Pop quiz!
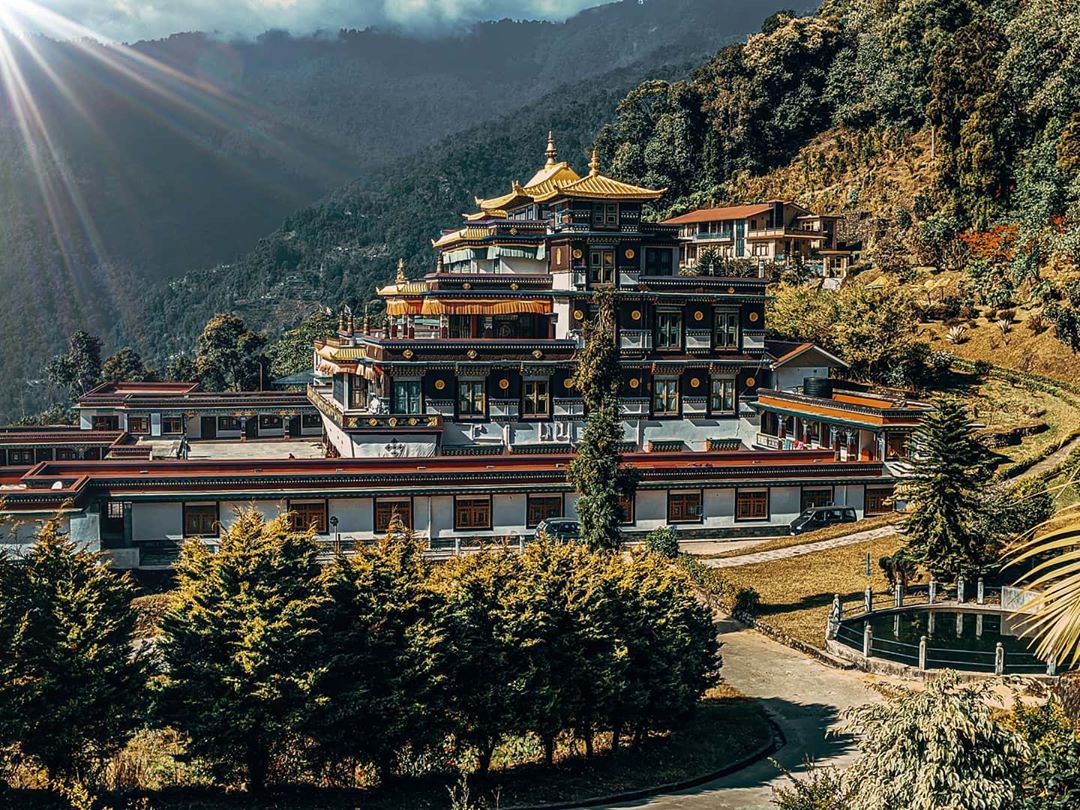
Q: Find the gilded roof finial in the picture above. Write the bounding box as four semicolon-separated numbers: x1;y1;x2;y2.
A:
396;257;406;285
545;130;557;168
589;149;600;177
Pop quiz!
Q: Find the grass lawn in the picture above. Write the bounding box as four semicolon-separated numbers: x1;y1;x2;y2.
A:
723;534;906;650
692;514;901;560
6;686;772;810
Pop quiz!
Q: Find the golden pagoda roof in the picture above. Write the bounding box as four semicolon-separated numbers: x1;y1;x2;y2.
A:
532;150;664;202
464;209;506;221
376;279;428;297
522;161;581;197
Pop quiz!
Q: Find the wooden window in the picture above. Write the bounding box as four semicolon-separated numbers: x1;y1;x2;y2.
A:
865;488;893;516
92;415;119;431
885;433;910;460
667;491;703;524
106;501;125;520
161;415;185;434
391;380;422;414
455;495;492;531
457;380;486;418
655;311;683;350
289;500;327;533
521;379;551;418
735;490;769;521
527;494;563;528
55;448;77;461
217;416;242;431
618;492;635;525
801;488;833;512
713;309;739;348
710;378;736;414
8;449;33;465
589;249;615;284
302;413;322;429
259;415;282;430
653;378;679;416
644;247;673;276
448;315;472;339
592;202;618;229
183;503;219;536
375;498;413;532
128;416;150;434
349;375;368;410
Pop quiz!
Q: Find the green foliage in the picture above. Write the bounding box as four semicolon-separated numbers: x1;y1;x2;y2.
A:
194;314;268;392
644;526;680;559
0;520;146;783
100;348;154;383
1011;702;1080;810
45;331;102;403
839;673;1028;810
156;510;326;791
163;354;197;382
773;760;848;809
266;310;338;379
901;398;994;577
878;549;918;589
569;289;630;552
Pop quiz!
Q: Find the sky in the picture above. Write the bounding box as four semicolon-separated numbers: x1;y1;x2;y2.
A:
7;0;614;42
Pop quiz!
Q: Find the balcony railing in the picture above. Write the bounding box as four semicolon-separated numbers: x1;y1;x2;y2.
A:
619;399;650;417
692;232;734;241
553;398;584;418
686;329;712;352
619;329;652;352
490;400;520;420
683;397;708;416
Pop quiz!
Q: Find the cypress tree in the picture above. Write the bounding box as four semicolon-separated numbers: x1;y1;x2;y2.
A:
569;288;631;552
157;510;325;791
0;520;146;783
901;398;991;578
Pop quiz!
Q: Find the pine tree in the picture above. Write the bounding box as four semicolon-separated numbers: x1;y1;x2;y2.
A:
310;519;444;781
0;520;146;783
901;398;991;578
569;288;631;552
156;510;325;791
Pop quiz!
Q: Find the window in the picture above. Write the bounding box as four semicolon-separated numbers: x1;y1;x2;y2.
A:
161;415;185;434
589;249;615;284
184;503;218;536
522;379;551;418
668;491;703;524
752;243;769;257
302;413;322;429
865;488;893;516
55;448;77;461
653;378;679;416
527;494;563;528
713;310;739;349
391;380;422;414
448;315;472;339
801;488;833;512
259;415;282;430
655;311;683;350
217;416;242;431
644;247;673;276
375;498;413;532
349;375;367;410
128;416;150;434
710;378;736;414
885;433;910;460
92;415;119;431
289;500;327;533
8;449;33;465
457;380;486;418
735;490;769;521
618;492;635;525
106;501;125;520
592;202;618;229
455;495;492;530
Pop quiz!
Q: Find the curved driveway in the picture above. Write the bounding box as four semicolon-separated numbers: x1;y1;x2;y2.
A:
585;620;882;810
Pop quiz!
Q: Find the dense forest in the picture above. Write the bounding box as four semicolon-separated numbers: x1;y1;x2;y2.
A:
0;0;792;421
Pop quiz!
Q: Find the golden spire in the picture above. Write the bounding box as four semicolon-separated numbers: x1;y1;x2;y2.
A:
396;257;406;285
545;131;557;168
589;149;600;177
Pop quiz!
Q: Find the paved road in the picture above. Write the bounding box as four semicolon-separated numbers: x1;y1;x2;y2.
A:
704;526;898;569
586;620;882;810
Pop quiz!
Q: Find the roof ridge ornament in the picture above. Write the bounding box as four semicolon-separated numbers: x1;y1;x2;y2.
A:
545;131;557;168
589;148;600;177
396;257;407;286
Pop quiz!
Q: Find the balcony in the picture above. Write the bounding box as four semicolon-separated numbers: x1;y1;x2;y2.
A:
490;399;520;420
309;386;443;433
683;397;708;416
619;399;650;417
692;232;734;242
553;398;584;418
619;269;640;287
686;329;712;352
619;329;653;353
755;432;783;450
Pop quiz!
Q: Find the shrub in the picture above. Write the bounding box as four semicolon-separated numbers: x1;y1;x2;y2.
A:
644;526;680;559
929;350;955;375
946;324;968;345
973;359;993;378
732;587;761;617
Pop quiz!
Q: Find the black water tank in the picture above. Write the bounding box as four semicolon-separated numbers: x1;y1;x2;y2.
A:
803;377;833;398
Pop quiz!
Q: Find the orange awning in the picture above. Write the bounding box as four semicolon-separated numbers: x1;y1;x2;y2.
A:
420;298;552;316
385;299;424;316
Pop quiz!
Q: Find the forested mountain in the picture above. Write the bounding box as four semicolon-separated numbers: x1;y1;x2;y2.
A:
0;0;797;420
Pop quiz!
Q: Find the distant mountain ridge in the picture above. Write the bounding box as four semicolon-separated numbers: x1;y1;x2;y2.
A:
0;0;797;420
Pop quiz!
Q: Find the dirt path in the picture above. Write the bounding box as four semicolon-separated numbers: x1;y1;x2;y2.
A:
703;525;898;569
585;620;882;810
1018;433;1080;480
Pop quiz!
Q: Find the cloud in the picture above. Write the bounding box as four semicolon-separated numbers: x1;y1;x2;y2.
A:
20;0;611;42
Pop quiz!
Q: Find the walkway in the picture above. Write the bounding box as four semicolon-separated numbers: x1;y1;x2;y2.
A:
704;525;898;569
1018;433;1080;480
587;620;883;810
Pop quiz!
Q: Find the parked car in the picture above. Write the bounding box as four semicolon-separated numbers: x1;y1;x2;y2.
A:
789;505;857;535
535;517;581;543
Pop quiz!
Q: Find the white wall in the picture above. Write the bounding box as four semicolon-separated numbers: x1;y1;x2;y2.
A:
131;502;182;541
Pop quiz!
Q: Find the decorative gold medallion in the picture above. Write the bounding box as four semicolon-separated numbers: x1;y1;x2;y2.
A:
694;311;704;321
532;350;543;359
690;378;701;389
499;378;510;390
510;227;519;235
368;418;378;426
625;249;635;260
746;377;756;387
467;349;478;359
403;349;414;359
510;283;519;290
462;282;472;290
573;249;583;259
564;378;575;389
434;379;446;391
629;378;640;389
388;417;398;427
408;417;418;426
631;309;641;320
749;311;759;322
728;286;735;294
573;309;584;320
